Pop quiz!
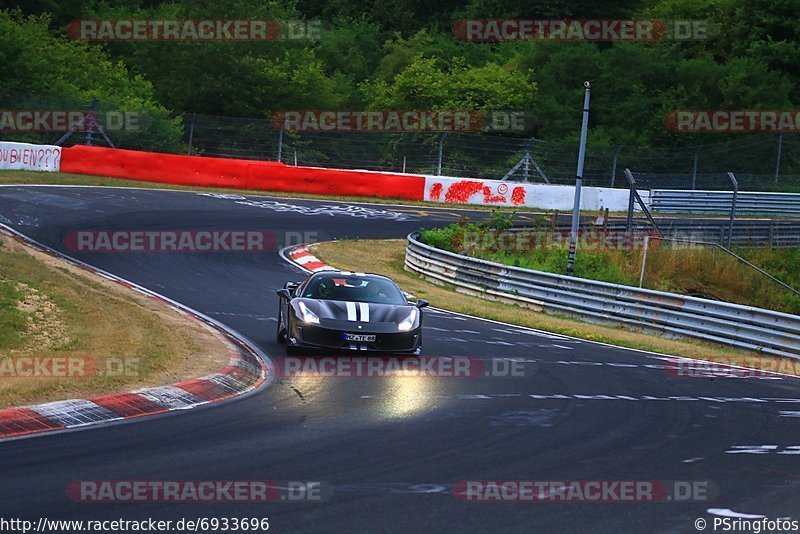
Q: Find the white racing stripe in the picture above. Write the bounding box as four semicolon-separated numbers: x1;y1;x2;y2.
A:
346;301;357;321
359;303;370;322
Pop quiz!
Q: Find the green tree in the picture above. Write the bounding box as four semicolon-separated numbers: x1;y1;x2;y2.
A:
0;10;182;148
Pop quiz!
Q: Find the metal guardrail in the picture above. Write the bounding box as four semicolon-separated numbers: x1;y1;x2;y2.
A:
651;190;800;217
513;220;800;247
652;221;800;247
405;233;800;358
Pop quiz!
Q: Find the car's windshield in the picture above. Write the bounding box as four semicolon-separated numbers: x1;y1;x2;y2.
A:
302;275;406;305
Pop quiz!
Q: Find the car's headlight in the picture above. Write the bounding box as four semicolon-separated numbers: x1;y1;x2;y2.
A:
298;301;320;324
398;308;418;331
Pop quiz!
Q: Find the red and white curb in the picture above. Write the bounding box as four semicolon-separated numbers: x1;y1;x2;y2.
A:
284;245;336;273
0;224;269;441
281;243;411;298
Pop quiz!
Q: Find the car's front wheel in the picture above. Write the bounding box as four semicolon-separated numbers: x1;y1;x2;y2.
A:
276;304;287;343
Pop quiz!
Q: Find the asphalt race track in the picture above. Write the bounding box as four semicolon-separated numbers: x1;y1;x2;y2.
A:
1;186;799;533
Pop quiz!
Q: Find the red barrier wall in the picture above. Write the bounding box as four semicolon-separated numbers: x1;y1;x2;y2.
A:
60;145;425;201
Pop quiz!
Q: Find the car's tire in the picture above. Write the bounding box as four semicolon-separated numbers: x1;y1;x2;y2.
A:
286;344;301;356
276;306;287;343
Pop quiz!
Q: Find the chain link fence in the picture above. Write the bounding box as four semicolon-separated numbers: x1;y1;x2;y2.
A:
3;88;800;191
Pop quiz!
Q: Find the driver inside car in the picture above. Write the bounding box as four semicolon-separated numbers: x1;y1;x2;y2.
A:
364;281;389;303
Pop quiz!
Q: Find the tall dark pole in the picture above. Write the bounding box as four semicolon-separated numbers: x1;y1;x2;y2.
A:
566;82;591;276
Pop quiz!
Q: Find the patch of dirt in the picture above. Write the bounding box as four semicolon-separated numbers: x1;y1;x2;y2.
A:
1;234;235;398
13;282;70;352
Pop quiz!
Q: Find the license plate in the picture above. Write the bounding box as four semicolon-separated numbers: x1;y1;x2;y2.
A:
343;333;376;342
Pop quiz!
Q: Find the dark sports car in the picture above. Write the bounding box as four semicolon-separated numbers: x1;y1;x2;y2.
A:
276;271;427;355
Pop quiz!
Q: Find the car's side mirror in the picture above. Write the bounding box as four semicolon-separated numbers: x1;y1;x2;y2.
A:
276;288;292;299
415;299;429;308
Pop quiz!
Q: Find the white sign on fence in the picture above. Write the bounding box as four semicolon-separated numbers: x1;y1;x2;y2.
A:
0;141;61;172
423;175;648;211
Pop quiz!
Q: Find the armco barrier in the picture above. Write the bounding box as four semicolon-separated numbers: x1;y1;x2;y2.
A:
15;142;800;215
405;233;800;358
55;145;637;210
516;220;800;247
60;145;425;201
651;189;800;217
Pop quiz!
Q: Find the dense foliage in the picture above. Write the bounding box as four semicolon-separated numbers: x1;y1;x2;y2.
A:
0;0;798;147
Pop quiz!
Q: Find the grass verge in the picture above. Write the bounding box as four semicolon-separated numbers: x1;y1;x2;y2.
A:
312;238;800;376
0;234;230;407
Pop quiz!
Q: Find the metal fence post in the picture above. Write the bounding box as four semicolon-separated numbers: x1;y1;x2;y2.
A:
774;132;783;185
691;145;701;190
624;168;663;237
85;97;99;146
277;129;283;162
639;234;650;288
187;113;196;154
726;171;738;248
626;176;635;235
566;82;591;277
610;145;622;188
523;150;530;181
437;132;448;175
55;97;112;148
